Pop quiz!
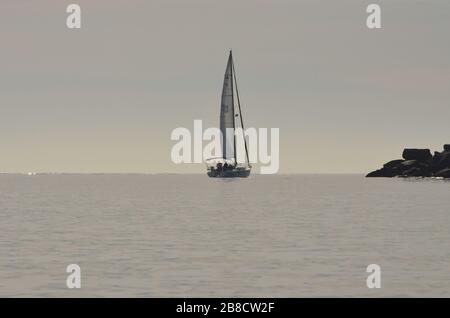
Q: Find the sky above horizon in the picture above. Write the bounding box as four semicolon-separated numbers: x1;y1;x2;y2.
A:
1;0;450;173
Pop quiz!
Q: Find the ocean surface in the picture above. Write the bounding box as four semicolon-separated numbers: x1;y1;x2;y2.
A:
0;174;449;297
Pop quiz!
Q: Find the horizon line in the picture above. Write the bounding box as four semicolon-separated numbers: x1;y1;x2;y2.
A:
0;172;366;176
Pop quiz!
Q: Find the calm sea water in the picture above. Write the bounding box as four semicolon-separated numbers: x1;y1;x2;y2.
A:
0;174;449;297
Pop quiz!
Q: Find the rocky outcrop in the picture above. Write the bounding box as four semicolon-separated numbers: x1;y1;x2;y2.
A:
366;145;450;178
435;168;450;178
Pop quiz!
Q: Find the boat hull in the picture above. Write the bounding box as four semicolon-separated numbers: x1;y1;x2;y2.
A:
207;168;251;178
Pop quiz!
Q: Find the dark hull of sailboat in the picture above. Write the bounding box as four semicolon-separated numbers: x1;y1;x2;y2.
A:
207;168;251;178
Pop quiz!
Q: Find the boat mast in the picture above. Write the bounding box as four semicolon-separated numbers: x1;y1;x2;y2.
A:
230;50;237;164
231;55;250;165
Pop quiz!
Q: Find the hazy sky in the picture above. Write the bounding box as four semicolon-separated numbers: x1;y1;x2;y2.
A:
1;0;450;173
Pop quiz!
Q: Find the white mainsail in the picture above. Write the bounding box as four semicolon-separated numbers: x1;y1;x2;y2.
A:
220;52;235;160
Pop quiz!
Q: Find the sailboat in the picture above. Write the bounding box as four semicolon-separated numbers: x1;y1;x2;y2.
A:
206;51;251;178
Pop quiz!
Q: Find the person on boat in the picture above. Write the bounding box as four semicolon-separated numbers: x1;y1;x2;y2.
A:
216;162;223;171
223;162;229;170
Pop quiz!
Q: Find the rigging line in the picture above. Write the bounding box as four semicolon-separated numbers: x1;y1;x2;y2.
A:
231;57;250;166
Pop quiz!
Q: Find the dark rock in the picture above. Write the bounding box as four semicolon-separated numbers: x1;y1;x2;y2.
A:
402;149;432;162
401;160;418;167
444;145;450;152
441;152;450;167
404;166;431;177
430;152;443;172
383;159;404;168
432;151;442;161
430;151;450;172
403;167;423;177
435;168;450;178
366;168;395;178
